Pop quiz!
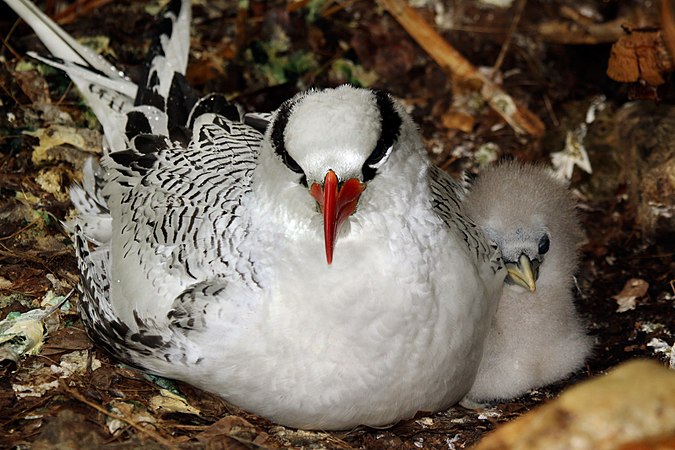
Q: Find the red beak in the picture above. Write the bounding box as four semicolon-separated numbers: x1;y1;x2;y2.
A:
310;170;365;264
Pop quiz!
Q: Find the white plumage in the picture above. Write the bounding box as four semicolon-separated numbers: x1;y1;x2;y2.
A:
462;162;592;403
6;0;506;429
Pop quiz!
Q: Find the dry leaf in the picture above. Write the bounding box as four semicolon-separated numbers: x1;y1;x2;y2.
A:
41;327;92;356
196;415;269;446
441;111;475;133
106;400;156;435
149;389;201;415
607;30;674;86
613;278;649;312
0;276;12;290
0;310;47;364
26;124;102;166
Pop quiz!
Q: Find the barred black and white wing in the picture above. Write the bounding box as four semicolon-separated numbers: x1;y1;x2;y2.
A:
428;165;503;274
83;108;262;367
6;0;264;367
104;106;262;291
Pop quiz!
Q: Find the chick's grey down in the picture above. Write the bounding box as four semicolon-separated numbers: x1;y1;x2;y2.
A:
4;0;506;429
462;162;592;403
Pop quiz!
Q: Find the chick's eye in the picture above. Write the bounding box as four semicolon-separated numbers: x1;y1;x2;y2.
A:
538;234;550;255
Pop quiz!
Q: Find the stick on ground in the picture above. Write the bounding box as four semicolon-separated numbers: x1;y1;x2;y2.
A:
377;0;545;137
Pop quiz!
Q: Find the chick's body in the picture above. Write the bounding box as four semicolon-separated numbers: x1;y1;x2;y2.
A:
463;162;592;402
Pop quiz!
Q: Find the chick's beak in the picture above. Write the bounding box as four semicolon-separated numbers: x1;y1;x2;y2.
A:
310;170;365;264
505;253;538;292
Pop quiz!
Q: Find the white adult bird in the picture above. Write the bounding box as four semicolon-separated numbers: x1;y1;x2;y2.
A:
462;162;592;403
6;0;505;429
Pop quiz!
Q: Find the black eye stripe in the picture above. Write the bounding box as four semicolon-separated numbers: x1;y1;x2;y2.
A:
363;90;402;182
270;98;305;175
272;89;402;181
284;152;303;174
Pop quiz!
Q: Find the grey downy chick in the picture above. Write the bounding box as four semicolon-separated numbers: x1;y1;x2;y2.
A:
462;161;592;403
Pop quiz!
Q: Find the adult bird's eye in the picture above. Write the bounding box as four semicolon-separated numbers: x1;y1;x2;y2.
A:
365;144;391;168
538;234;550;255
362;90;402;182
283;152;304;175
362;145;393;182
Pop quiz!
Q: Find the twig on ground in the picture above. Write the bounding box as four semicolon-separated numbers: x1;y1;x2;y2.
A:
1;19;23;61
62;382;181;450
377;0;545;137
536;3;653;45
0;220;39;241
491;0;527;78
53;0;114;25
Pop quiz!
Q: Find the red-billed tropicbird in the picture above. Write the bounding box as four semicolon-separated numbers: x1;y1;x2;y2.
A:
6;0;505;429
462;162;592;403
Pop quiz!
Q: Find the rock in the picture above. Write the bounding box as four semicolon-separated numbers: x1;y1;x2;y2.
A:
473;360;675;450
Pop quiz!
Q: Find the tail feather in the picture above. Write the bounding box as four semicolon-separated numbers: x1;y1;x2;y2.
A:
4;0;131;81
140;0;192;98
7;0;135;151
26;52;136;99
7;0;194;152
